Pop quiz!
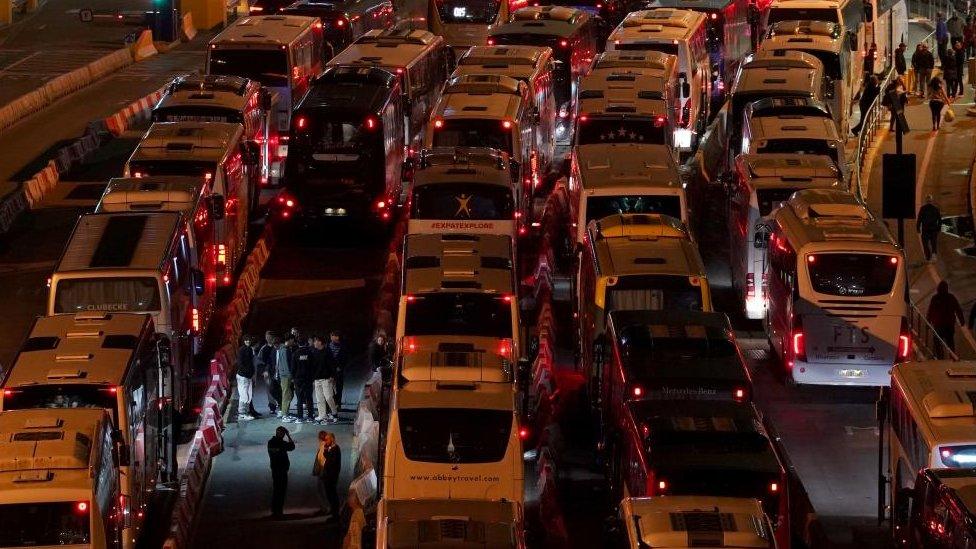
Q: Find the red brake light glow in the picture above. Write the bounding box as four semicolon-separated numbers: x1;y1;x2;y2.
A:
3;389;12;397
405;337;418;353
559;39;568;47
807;254;816;263
632;385;643;397
365;116;377;130
733;387;747;402
295;116;307;130
518;426;530;440
336;18;345;26
792;332;804;355
76;501;89;513
487;38;495;45
433;119;444;129
498;339;512;357
890;256;899;264
769;482;779;493
502;120;512;130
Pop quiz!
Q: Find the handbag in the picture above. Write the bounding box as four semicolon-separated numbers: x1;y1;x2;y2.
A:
946;106;956;121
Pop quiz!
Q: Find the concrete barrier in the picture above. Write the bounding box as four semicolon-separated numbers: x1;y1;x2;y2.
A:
182;12;198;41
131;29;158;61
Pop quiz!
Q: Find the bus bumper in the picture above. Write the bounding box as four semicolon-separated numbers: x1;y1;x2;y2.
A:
791;360;891;387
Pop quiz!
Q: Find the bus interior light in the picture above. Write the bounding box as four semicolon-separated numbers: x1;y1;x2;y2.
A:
657;479;667;492
404;337;418;353
502;120;513;130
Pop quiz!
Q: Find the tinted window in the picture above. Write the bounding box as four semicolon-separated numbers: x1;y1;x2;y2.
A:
3;385;119;422
614;42;680;56
210;49;289;87
756;188;797;216
577;118;667;146
310;121;366;153
434;0;501;24
412;184;514;220
128;160;218;178
608;275;704;312
0;503;90;547
432;119;513;153
54;277;161;314
399;408;512;463
807;253;899;296
153;106;243;124
767;7;839;23
757;139;838;164
586;195;682;223
618;325;737;361
404;293;513;338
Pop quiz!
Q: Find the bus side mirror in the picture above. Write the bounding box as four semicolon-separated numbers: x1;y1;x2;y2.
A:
191;268;205;296
207;194;226;221
112;430;130;467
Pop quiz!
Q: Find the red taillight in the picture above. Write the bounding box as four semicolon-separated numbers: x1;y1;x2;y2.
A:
631;385;644;398
501;294;513;303
710;12;717;19
654;115;666;127
559;39;568;47
578;114;588;122
295;116;307;130
746;273;755;298
498;339;512;358
890;255;899;265
487;38;495;46
76;501;89;514
106;386;118;394
405;295;416;303
518;426;530;440
733;386;747;402
192;308;200;333
898;317;911;360
3;389;12;397
433;118;444;129
404;337;418;353
336;18;345;26
807;254;816;264
376;200;387;209
285;199;295;208
364;116;377;130
314;20;323;29
791;316;806;362
501;120;512;130
769;481;779;493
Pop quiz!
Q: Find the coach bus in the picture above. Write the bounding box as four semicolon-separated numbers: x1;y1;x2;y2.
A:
577;71;676;155
726;153;844;320
740;96;845;173
428;0;520;51
764;189;909;386
280;0;395;57
0;408;123;549
884;361;976;541
0;313;170;549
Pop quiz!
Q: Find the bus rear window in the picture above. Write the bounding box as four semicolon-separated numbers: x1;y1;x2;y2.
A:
434;0;501;24
767;7;839;24
0;502;90;547
399;408;512;463
153;106;243;124
412;184;514;221
577;118;667;146
54;277;161;314
756;188;797;216
618;325;737;361
807;253;899;297
432;119;513;153
608;275;704;312
128;160;218;179
587;195;682;223
3;385;119;422
757;139;838;164
209;49;289;88
309;121;366;154
404;293;513;338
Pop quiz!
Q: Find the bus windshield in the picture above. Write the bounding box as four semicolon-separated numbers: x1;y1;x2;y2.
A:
209;49;289;88
3;385;119;423
614;43;680;56
412;183;514;221
432;119;513;154
153;106;244;124
607;275;704;312
767;7;839;24
434;0;501;24
128;160;218;179
399;408;512;463
807;253;899;297
757;188;799;215
404;293;513;338
587;195;682;224
0;502;90;547
54;277;161;314
576;118;668;146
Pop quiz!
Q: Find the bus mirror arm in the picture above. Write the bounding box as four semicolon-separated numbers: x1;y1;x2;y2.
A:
207;194;227;221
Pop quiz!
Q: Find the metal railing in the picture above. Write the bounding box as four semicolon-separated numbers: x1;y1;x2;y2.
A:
908;302;961;360
852;67;895;200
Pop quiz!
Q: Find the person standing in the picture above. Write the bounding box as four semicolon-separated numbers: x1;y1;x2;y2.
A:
326;331;349;411
942;46;960;99
884;76;909;131
912;44;935;97
895;42;908;80
368;330;392;372
313;431;342;519
917;195;944;260
236;335;258;422
954;40;968;97
938;12;950;58
258;331;280;415
929;76;951;131
927;281;965;356
278;334;296;420
312;336;338;424
965;16;976;58
949;12;965;44
267;426;295;518
852;75;880;135
291;336;316;424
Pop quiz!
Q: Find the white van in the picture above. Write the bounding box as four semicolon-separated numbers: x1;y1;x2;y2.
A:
383;380;524;502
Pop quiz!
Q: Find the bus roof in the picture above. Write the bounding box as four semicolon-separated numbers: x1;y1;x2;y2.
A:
97;176;205;215
614;9;707;42
155;74;258;115
210;15;318;47
399;335;513;383
382;499;521;547
395;379;514;410
402;233;514;294
593;50;678;75
4;313;155;388
579;73;668;116
892;361;976;448
735;153;842;189
762;20;844;53
414;148;512;190
577;143;680;190
739;49;824;72
773;189;896;248
622;496;773;549
56;212;184;273
458;45;550;67
132;122;244;164
298;66;398;115
590;214;705;278
329;28;442;71
749;113;841;142
733;64;822;96
0;409;109;499
435;75;527;121
490;7;590;39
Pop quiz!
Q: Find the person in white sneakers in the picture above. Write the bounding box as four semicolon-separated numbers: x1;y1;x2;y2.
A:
236;334;258;422
311;336;338;424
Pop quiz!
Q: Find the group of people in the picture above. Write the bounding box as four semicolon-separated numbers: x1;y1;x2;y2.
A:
236;328;350;425
268;427;342;520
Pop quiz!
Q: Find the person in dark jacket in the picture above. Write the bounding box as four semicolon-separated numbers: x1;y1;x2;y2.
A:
268;426;295;518
368;330;392;373
311;336;338;424
313;431;342;519
291;337;316;423
258;330;280;414
954;40;967;97
326;330;349;410
894;42;907;76
912;43;935;96
942;46;960;98
236;335;258;422
852;74;881;135
928;280;965;356
917;195;943;261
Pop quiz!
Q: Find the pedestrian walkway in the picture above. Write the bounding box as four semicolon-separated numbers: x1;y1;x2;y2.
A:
861;66;976;359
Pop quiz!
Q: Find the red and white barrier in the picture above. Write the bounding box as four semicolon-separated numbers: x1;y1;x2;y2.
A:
103;87;165;136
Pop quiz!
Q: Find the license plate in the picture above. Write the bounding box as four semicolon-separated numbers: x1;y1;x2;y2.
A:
839;369;865;378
